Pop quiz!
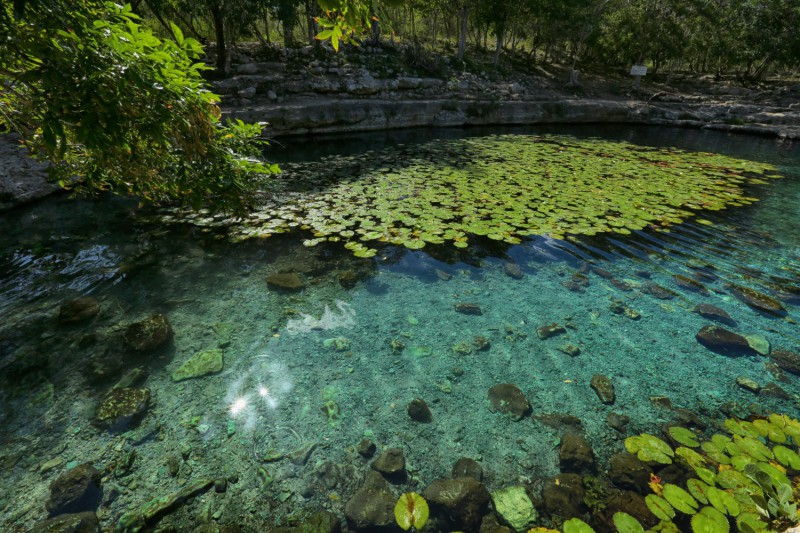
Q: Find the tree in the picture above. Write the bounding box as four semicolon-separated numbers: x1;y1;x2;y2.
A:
1;0;277;214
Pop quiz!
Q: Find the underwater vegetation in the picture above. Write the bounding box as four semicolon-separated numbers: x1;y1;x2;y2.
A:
170;134;782;257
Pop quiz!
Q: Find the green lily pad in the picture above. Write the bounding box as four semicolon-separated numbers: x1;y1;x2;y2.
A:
612;512;644;533
669;426;700;447
178;134;781;255
663;483;699;514
646;494;676;521
691;506;730;533
626;434;675;464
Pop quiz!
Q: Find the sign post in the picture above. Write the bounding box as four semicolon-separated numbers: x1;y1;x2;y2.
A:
630;64;648;90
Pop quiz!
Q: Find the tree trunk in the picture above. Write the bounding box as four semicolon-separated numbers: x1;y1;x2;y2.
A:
493;19;505;64
456;4;468;60
305;0;318;46
211;5;227;76
264;9;271;44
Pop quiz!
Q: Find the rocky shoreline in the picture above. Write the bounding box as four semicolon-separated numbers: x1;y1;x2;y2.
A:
3;44;800;211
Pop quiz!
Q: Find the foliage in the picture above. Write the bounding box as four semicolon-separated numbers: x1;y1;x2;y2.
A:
394;492;429;530
0;1;277;214
620;414;800;532
169;134;779;256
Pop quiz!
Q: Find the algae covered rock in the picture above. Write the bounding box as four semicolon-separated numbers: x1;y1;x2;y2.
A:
541;473;586;519
124;314;172;351
559;433;596;474
488;383;531;421
693;304;736;326
771;349;800;375
407;398;432;423
536;323;567;340
93;387;150;431
371;447;405;476
171;349;224;382
32;511;100;532
728;284;787;316
266;272;306;291
490;485;538;532
590;374;616;405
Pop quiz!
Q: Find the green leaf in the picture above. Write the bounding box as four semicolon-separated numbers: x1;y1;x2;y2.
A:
169;22;184;45
663;483;699;514
612;512;644;533
687;479;711;504
625;434;675;464
646;494;676;521
675;447;706;469
773;445;800;469
690;506;730;533
669;427;700;447
706;486;740;516
562;518;596;533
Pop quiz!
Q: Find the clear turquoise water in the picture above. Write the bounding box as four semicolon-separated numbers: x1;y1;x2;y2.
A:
0;126;798;531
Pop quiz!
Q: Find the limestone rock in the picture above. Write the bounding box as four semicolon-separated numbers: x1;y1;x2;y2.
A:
693;304;736;326
93;387;150;431
536;323;566;340
32;512;100;532
171;349;223;382
371;447;405;476
407;398;432;423
488;384;531;421
423;477;490;530
490;486;537;532
124;314;172;352
728;284;787;316
736;376;760;394
608;452;652;493
745;334;770;356
771;349;800;375
452;457;483;481
590;374;616;405
534;413;583;432
58;297;100;324
541;473;586;519
503;263;524;279
696;325;757;357
559;433;596;474
344;471;396;530
266;272;305;291
46;463;102;516
116;478;213;532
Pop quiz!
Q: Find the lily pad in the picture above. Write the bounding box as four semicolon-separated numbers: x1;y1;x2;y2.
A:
172;134;781;255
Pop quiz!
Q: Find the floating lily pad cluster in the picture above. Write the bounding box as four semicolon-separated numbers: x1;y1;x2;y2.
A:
228;135;780;257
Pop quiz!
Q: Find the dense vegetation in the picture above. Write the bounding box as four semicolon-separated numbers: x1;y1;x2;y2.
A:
1;0;798;212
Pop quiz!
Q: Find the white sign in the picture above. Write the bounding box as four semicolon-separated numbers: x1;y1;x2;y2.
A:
630;65;648;76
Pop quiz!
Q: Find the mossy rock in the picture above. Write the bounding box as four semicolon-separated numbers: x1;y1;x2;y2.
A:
171;349;224;382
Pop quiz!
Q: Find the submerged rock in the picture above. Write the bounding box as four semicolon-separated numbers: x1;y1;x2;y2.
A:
58;297;100;324
606;412;630;433
266;272;306;291
32;512;100;533
693;304;736;326
536;323;567;340
673;274;709;295
454;302;482;315
696;325;756;357
559;433;596;474
533;413;583;432
452;457;483;481
424;477;490;530
503;263;524;279
171;349;223;382
116;478;213;532
642;282;677;300
124;314;172;352
557;343;581;357
93;387;150;431
46;463;102;516
490;486;538;532
590;374;616;405
344;471;396;530
770;349;800;375
541;473;587;519
407;398;432;423
728;284;787;316
745;334;770;356
371;447;405;476
760;382;791;400
608;452;652;493
735;376;760;394
356;439;376;458
488;383;531;421
591;490;657;531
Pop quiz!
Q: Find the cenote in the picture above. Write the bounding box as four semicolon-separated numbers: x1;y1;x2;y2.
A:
1;125;799;532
